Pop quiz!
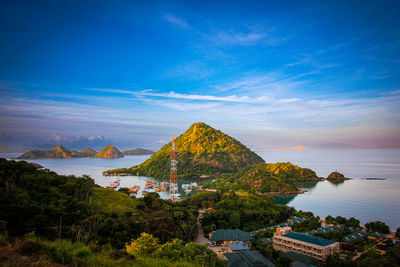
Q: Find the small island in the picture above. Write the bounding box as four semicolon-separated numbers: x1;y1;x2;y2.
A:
326;171;349;180
123;148;155;155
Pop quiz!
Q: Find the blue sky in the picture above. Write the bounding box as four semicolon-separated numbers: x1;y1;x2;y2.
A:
0;0;399;150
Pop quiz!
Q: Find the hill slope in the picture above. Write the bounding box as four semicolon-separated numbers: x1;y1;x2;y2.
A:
17;145;80;159
94;145;124;158
104;122;264;178
79;148;97;157
123;148;155;155
206;162;320;193
17;145;122;159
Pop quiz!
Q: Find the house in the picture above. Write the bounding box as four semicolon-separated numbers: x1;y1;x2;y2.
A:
225;250;276;267
209;229;253;244
273;228;340;261
227;241;251;252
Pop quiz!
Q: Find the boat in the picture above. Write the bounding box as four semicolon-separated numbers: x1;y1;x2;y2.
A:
154;186;162;192
142;190;148;195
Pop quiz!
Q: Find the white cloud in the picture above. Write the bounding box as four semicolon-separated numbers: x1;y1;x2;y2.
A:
163;14;188;29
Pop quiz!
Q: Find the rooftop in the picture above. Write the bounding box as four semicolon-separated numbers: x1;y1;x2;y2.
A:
227;241;251;251
210;229;252;242
282;232;336;247
225;250;276;267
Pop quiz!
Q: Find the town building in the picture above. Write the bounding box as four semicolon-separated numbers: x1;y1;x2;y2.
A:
227;241;251;252
225;250;276;267
209;229;253;244
273;227;340;261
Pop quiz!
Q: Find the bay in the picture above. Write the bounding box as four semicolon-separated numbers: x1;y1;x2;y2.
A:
2;148;400;230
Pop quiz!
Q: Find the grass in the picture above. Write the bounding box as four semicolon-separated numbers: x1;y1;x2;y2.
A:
0;237;203;267
90;187;139;214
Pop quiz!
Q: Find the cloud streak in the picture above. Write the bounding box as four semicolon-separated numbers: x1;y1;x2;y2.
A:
163;14;188;29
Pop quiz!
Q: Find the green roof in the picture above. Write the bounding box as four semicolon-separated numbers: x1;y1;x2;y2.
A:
283;232;335;247
209;229;252;242
225;250;276;267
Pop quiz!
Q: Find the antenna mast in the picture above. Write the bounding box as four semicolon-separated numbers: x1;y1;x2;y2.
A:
169;134;179;202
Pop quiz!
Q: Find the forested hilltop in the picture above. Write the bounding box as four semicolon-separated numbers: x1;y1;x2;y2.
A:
104;122;264;179
205;162;320;194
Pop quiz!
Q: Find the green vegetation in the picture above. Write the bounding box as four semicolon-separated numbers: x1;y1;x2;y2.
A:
325;215;360;228
327;171;347;180
365;221;390;234
313;229;353;242
104;122;264;179
205;162;320;193
187;191;294;233
396;227;400;238
94;145;124;158
0;159;197;247
123;148;155;155
126;233;224;266
79;148;97;157
17;145;124;159
0;236;208;266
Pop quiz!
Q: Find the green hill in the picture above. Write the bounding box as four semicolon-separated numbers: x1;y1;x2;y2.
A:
79;147;97;157
327;171;347;180
207;162;320;193
104;122;264;178
123;148;155;155
17;145;80;159
94;145;124;158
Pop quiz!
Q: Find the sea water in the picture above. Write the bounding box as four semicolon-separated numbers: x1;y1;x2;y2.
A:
2;148;400;230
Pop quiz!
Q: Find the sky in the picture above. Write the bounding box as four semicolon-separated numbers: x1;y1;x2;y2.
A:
0;0;399;150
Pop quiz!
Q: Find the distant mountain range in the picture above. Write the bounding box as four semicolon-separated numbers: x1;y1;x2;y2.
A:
17;145;124;159
15;145;157;159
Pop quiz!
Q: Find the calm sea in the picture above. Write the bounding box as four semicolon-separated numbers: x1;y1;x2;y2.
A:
2;148;400;230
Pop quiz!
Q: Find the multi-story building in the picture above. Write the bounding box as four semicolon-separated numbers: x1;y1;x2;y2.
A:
273;228;340;261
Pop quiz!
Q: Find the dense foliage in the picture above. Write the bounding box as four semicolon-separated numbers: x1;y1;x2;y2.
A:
126;233;224;267
192;191;294;233
205;162;321;193
365;221;390;234
104;122;264;179
325;215;360;228
0;159;197;248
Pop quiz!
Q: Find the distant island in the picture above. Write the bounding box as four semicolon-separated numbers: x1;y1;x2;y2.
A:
103;122;265;178
326;171;349;180
17;145;124;159
123;148;155;155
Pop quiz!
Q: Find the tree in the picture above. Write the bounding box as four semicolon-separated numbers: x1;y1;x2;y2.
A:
365;221;390;234
154;238;184;261
126;233;160;257
396;227;400;239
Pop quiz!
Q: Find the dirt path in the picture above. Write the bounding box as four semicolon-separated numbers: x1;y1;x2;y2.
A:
195;211;210;244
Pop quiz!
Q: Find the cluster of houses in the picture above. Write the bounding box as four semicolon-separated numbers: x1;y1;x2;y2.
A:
207;216;386;267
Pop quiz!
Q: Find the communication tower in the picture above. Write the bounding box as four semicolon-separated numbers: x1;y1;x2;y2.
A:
169;134;180;202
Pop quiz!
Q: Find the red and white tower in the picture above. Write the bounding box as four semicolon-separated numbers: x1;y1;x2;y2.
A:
169;134;180;202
